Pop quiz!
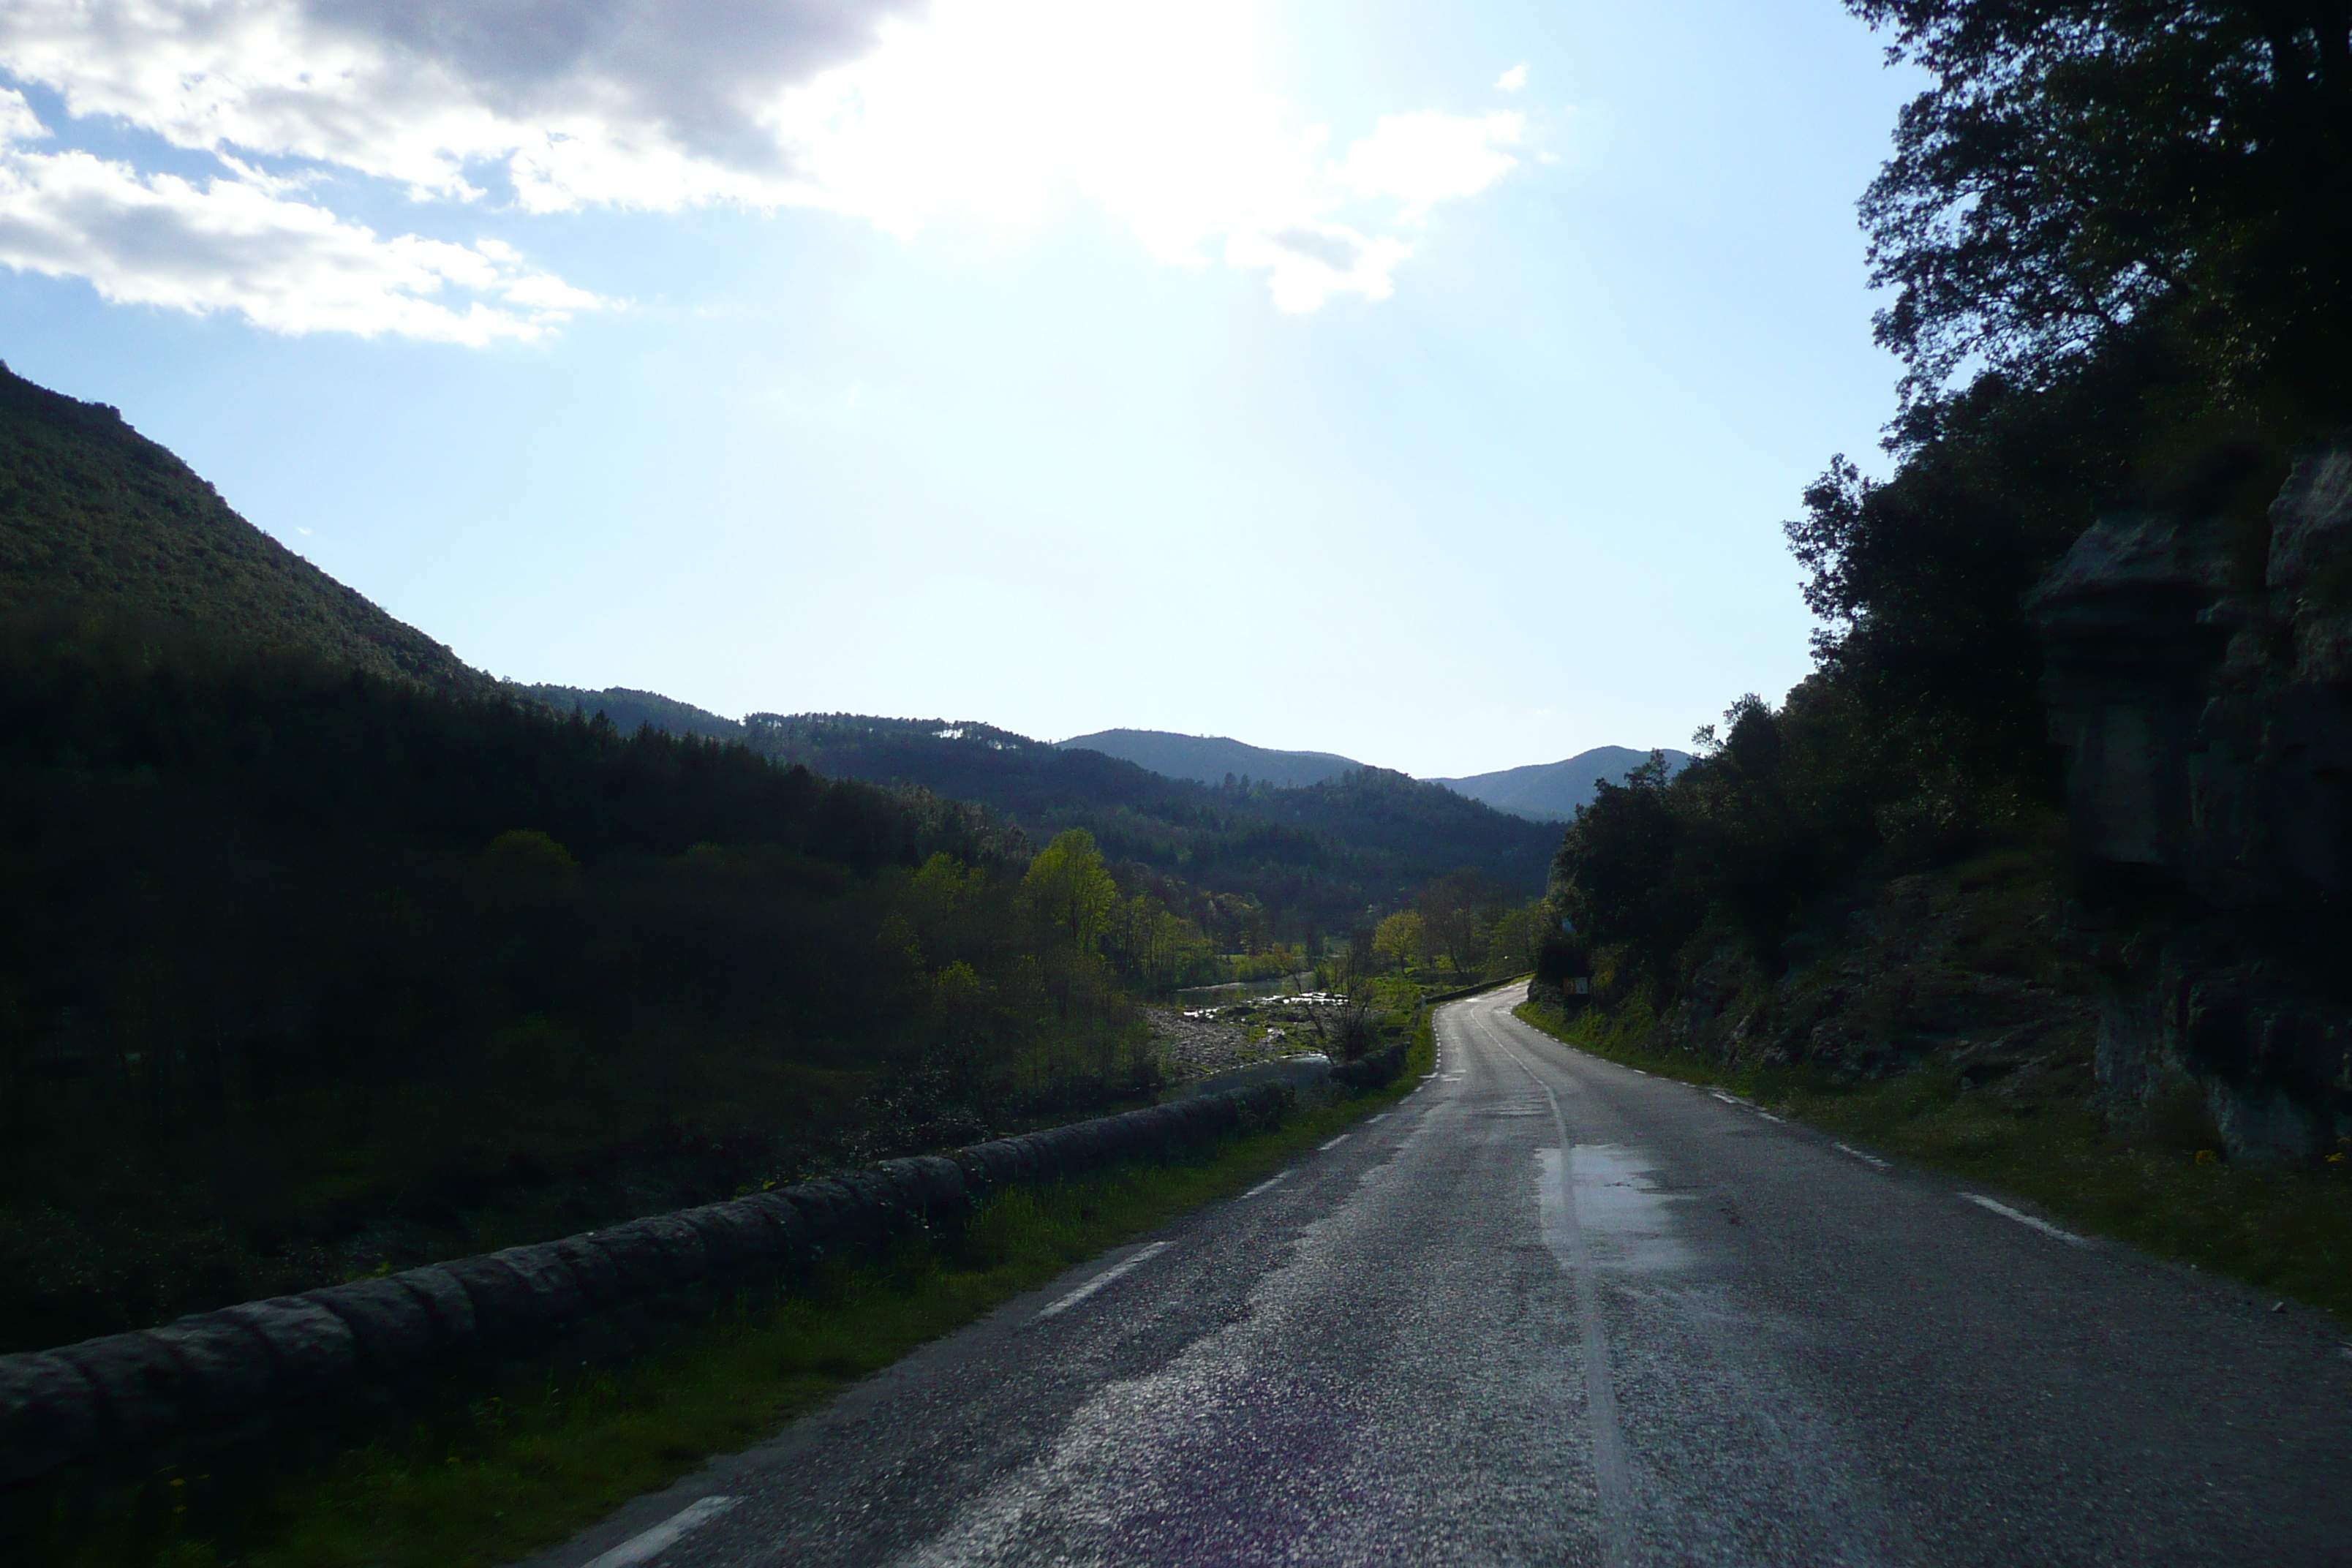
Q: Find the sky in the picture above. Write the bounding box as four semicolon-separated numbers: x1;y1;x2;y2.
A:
0;0;1923;780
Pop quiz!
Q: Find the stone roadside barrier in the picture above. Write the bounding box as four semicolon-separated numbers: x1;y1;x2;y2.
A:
0;1081;1293;1493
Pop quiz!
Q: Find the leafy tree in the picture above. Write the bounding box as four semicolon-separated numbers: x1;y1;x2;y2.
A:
1552;754;1695;987
1417;869;1500;974
1023;828;1120;953
1372;910;1428;973
1855;0;2352;407
1103;893;1215;994
1483;901;1550;976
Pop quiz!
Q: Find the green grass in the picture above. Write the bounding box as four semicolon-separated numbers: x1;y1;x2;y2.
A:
1515;1000;2352;1322
72;1028;1435;1568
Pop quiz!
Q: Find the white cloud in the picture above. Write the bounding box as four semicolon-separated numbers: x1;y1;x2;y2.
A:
0;0;919;209
1337;110;1522;225
767;0;1524;308
1496;63;1529;92
0;91;599;342
0;0;1528;325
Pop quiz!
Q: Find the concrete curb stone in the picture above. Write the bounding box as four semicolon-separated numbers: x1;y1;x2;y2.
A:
544;1236;632;1310
439;1256;547;1340
141;1313;273;1423
487;1246;589;1328
0;1352;103;1486
304;1279;442;1373
388;1266;478;1344
55;1333;188;1447
218;1297;363;1400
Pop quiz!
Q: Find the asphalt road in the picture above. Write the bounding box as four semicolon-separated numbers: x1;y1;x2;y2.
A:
532;987;2352;1567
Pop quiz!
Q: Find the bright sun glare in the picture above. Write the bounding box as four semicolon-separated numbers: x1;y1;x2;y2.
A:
774;0;1523;309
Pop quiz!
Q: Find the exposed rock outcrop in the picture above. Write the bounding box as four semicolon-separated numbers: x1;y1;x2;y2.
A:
2032;451;2352;1160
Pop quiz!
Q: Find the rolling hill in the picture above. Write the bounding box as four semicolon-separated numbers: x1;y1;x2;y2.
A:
0;358;1558;941
525;683;750;743
0;361;491;696
1058;728;1365;788
747;713;1559;935
1434;746;1692;822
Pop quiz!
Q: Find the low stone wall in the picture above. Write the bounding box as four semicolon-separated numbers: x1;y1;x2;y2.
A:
1332;1041;1410;1090
0;1082;1293;1496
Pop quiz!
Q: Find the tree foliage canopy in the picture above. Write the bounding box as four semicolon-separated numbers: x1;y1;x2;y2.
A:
1857;0;2352;406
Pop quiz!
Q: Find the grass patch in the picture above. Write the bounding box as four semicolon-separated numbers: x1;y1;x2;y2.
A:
1515;1001;2352;1323
70;1028;1435;1568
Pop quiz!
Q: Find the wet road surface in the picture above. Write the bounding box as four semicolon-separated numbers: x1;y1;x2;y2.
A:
528;987;2352;1567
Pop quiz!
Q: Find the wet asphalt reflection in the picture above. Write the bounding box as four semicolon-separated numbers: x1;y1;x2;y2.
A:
527;989;2352;1568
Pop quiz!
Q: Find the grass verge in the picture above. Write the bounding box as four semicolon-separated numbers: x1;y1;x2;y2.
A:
77;1028;1436;1568
1514;1000;2352;1323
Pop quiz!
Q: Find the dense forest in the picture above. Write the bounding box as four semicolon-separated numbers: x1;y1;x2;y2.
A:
0;616;1207;1349
1548;2;2352;1096
639;710;1557;948
0;366;1355;1352
0;350;1547;1356
0;365;487;696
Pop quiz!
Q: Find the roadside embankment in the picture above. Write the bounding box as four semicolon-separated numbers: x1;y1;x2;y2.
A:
1518;970;2352;1323
2;1085;1297;1520
5;1006;1443;1568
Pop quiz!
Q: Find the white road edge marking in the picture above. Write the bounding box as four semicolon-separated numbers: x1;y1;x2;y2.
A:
1319;1134;1349;1150
1964;1194;2088;1246
1033;1242;1172;1321
1368;1113;1391;1123
581;1496;741;1568
1242;1170;1292;1198
1833;1142;1890;1169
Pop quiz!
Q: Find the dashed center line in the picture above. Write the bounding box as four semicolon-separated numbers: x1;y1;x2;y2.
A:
1964;1194;2088;1246
1033;1242;1172;1320
1242;1170;1292;1198
581;1496;741;1568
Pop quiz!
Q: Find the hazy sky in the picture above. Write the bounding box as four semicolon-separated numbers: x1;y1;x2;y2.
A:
0;0;1921;778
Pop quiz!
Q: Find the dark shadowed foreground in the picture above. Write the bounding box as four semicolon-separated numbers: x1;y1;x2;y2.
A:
527;987;2352;1567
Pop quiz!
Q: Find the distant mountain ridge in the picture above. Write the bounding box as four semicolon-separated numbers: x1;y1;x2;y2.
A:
0;355;1568;930
0;362;489;696
524;685;749;743
739;712;1559;930
1058;728;1363;788
1052;725;1689;824
1434;746;1692;822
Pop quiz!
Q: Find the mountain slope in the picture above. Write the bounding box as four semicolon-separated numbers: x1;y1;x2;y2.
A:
0;363;489;694
525;684;749;742
750;713;1559;934
1059;728;1364;788
1436;746;1692;822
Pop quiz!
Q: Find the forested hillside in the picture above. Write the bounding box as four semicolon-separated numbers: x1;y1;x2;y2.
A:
746;713;1558;943
1546;1;2352;1164
0;373;1239;1353
526;682;750;742
1056;728;1363;789
0;620;1205;1352
1435;745;1690;822
0;364;488;695
0;356;1557;1354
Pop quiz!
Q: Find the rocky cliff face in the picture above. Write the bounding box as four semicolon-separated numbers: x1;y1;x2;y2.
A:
2032;451;2352;1161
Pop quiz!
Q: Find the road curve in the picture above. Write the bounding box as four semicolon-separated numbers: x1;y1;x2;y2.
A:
530;987;2352;1567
